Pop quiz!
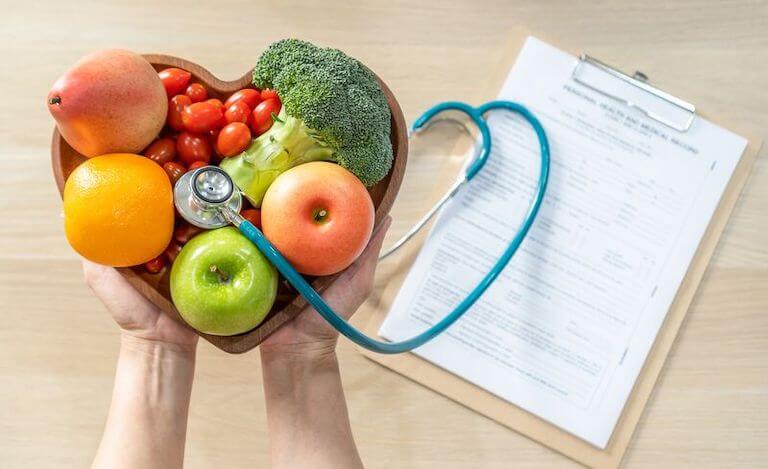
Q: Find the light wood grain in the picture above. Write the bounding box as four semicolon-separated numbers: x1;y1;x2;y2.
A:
0;1;766;468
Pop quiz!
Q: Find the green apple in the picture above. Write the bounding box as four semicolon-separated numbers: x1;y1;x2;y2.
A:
170;227;278;336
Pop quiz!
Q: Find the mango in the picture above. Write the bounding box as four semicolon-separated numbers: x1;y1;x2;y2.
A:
47;49;167;157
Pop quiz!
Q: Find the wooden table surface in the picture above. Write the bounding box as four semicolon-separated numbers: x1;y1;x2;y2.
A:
1;1;766;467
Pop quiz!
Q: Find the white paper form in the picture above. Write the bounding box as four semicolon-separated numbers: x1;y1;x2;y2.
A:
379;37;747;448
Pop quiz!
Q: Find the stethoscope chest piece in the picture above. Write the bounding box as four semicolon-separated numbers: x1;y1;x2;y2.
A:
174;166;242;229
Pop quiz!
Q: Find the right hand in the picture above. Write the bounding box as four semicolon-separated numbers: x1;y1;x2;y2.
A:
260;216;391;361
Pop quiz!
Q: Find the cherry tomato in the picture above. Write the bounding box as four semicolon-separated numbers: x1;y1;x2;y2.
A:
167;94;192;131
185;83;208;103
260;88;279;101
205;99;227;129
224;88;261;109
240;209;262;229
145;255;167;274
164;241;183;263
217;122;252;157
250;99;282;136
163;161;186;185
224;100;251;124
188;160;208;171
174;222;204;244
208;129;223;161
182;102;224;133
176;131;212;165
158;68;192;97
206;98;224;111
143;137;176;165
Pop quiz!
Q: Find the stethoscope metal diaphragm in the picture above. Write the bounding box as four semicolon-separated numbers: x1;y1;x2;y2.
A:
174;166;242;229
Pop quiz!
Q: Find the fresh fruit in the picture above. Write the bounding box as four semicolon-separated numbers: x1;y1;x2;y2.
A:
144;137;176;165
261;162;374;276
260;88;279;101
224;88;261;109
164;241;183;263
145;255;167;274
176;131;212;165
170;227;278;336
163;161;186;185
224;100;251;124
217;122;251;157
185;83;208;102
48;49;168;157
174;222;204;244
188;160;207;171
205;98;224;111
208;128;223;161
204;99;227;128
158;68;192;97
250;98;281;136
240;209;262;229
167;94;192;131
182;101;224;133
63;153;174;267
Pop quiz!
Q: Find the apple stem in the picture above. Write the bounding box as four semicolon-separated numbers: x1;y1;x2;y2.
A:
49;96;61;105
209;264;229;283
313;208;329;223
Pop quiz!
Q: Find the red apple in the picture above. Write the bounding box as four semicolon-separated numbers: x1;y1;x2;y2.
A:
261;162;374;276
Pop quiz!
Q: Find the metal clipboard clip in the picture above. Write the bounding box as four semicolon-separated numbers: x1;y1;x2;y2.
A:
572;55;696;132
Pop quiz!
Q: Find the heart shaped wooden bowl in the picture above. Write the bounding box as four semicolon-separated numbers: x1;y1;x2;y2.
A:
51;54;408;353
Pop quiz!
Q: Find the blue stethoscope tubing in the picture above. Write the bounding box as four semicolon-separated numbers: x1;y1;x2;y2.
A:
237;100;551;354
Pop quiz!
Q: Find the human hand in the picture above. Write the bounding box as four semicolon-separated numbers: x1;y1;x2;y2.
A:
85;263;197;469
83;260;198;352
260;216;391;361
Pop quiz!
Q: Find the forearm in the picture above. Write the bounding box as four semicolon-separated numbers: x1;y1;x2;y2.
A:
92;335;196;469
261;348;363;469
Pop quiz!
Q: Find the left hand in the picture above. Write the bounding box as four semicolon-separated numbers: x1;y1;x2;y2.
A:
83;260;198;351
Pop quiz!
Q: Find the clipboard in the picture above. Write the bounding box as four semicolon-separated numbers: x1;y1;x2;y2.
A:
358;30;763;468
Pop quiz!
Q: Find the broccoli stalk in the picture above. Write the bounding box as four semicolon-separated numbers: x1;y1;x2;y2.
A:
220;38;393;207
220;108;334;205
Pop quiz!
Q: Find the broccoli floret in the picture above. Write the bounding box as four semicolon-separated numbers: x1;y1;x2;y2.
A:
220;39;393;206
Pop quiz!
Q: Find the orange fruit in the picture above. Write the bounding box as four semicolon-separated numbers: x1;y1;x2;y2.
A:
63;153;174;267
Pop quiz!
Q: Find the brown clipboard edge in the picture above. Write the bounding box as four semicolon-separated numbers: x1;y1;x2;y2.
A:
356;28;764;469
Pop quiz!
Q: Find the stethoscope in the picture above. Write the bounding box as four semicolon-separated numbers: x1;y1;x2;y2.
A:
174;100;550;354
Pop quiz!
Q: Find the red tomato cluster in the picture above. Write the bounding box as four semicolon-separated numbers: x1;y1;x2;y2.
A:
142;67;275;274
152;67;283;180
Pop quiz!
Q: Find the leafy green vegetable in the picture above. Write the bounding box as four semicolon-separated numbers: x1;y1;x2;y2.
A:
220;39;393;206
